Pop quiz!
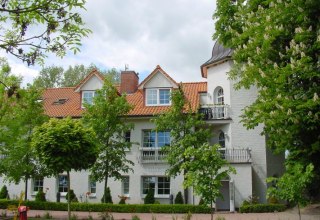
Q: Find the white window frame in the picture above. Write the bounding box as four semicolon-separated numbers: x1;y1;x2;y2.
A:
142;130;170;148
146;88;171;106
142;176;170;198
32;177;44;195
122;176;130;196
88;177;96;197
81;91;95;108
58;174;68;196
215;87;224;105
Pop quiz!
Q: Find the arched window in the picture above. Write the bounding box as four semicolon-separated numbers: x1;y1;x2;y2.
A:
216;87;224;105
218;131;225;148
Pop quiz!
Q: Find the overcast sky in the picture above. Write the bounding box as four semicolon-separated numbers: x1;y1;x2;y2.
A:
1;0;217;86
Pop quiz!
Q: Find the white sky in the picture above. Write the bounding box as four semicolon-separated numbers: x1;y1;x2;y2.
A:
1;0;217;86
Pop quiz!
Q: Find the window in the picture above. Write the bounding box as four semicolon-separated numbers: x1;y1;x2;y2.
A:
215;87;224;105
89;179;96;194
82;91;95;106
146;89;171;106
125;131;131;142
58;175;68;193
142;130;170;148
219;131;225;148
142;176;170;196
33;177;44;193
122;176;130;195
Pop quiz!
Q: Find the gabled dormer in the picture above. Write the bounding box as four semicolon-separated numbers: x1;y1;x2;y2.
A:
138;65;178;107
74;69;105;107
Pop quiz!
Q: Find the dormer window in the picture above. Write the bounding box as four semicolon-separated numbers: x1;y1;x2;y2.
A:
82;91;95;107
146;88;171;106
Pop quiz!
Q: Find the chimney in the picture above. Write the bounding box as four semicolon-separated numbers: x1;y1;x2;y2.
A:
120;71;139;94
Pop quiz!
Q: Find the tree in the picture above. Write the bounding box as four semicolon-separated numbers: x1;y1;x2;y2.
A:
174;191;184;204
0;84;49;200
82;79;134;203
144;189;155;204
0;185;9;199
267;163;314;220
154;85;211;203
214;0;320;197
183;144;235;220
0;0;91;65
33;66;64;88
101;187;113;204
32;117;98;220
62;64;93;87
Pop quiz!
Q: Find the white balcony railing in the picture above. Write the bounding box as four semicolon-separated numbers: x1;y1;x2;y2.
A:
199;105;231;120
141;148;167;163
219;148;252;163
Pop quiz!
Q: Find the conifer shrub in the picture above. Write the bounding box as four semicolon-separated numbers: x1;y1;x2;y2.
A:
0;186;9;199
101;187;113;204
66;189;78;202
144;189;155;204
174;191;184;204
35;190;46;202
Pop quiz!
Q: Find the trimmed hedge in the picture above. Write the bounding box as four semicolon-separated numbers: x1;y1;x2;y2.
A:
0;199;210;213
240;203;286;213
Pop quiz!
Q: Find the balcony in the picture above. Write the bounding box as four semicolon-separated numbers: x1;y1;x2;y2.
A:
140;148;167;163
219;148;252;163
199;105;231;120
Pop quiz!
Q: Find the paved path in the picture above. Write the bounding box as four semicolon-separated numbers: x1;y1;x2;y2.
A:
4;209;318;220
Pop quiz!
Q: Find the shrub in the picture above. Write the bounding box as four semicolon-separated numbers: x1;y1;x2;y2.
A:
198;198;205;205
66;189;78;203
35;190;46;202
131;215;140;220
174;191;184;204
119;198;126;204
239;203;286;213
0;186;9;199
101;187;113;204
0;199;211;213
154;200;160;204
144;189;155;204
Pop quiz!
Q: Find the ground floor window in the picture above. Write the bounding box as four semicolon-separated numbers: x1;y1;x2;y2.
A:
58;175;68;193
33;177;44;193
142;176;170;196
89;177;96;194
122;176;130;195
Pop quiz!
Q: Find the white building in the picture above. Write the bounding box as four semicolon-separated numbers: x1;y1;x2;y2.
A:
0;42;284;211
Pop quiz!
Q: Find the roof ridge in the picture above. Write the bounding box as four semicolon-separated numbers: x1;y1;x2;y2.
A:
182;81;207;84
46;87;76;90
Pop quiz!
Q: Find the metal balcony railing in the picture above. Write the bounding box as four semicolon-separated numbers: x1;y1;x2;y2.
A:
219;148;251;163
199;105;231;120
141;148;167;163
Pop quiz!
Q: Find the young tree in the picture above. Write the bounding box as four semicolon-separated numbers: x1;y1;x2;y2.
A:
214;0;320;197
154;85;211;203
0;84;49;200
183;144;235;220
267;163;314;220
82;79;134;203
0;0;91;65
32;117;98;220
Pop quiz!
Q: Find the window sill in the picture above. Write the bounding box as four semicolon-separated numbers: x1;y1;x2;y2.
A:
142;194;170;199
60;192;67;197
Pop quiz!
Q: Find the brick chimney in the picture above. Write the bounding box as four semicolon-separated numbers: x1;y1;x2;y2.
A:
120;71;139;94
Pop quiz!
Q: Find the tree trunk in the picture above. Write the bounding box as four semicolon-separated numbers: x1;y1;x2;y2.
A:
67;171;71;220
24;175;28;201
211;201;214;220
183;170;188;204
298;203;301;220
104;175;108;203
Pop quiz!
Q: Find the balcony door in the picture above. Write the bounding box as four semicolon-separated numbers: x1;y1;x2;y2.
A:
214;87;225;118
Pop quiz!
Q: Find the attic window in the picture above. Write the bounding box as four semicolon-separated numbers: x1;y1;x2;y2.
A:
53;98;68;105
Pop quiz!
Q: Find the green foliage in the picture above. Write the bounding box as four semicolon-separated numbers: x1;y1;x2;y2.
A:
0;0;91;65
32;117;98;175
101;187;113;204
144;189;155;204
183;144;235;208
241;195;259;206
82;79;134;201
174;191;184;204
215;216;225;220
99;211;114;220
33;66;64;88
183;211;192;220
131;215;140;220
154;85;210;177
267;163;314;207
66;189;78;203
239;203;286;213
0;200;211;213
0;186;9;199
70;213;78;220
119;198;126;204
214;0;320;198
35;190;46;202
198;198;205;206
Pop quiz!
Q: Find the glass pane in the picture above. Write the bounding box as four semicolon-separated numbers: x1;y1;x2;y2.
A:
147;89;158;105
157;131;170;147
159;89;170;104
143;131;156;148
